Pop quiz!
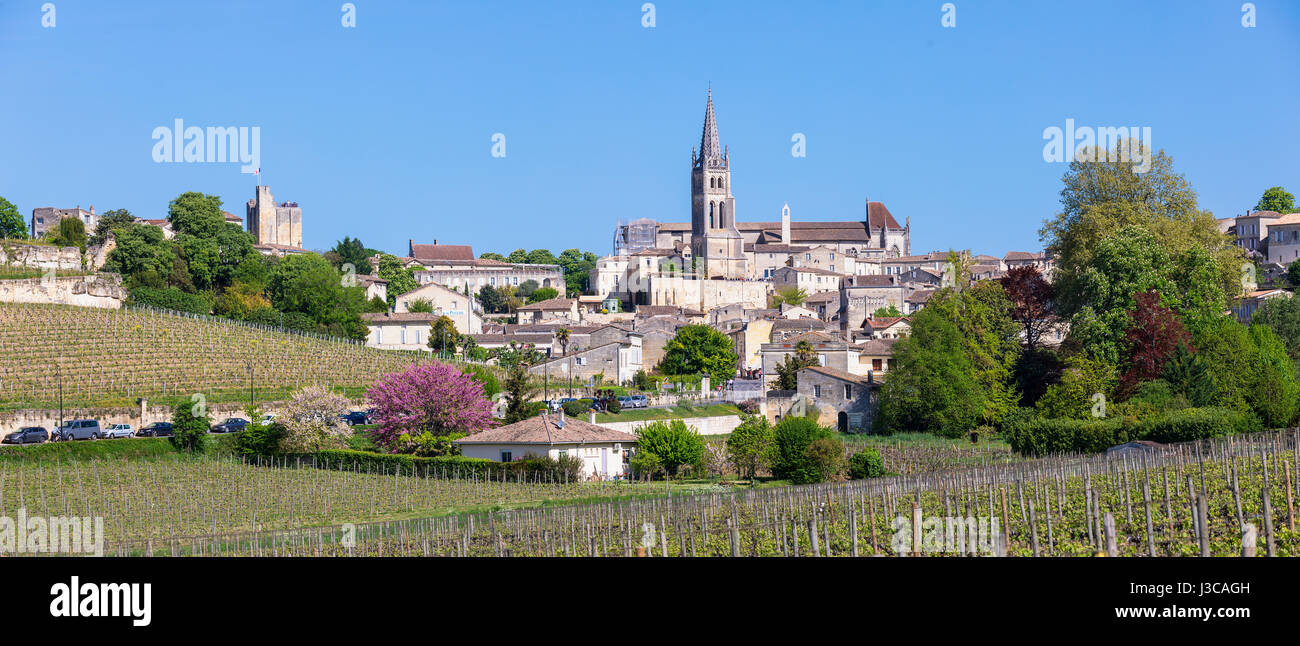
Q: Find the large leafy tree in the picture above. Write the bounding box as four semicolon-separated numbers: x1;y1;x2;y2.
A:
494;342;545;424
365;362;496;453
923;279;1022;423
659;324;739;384
1041;145;1240;321
557;248;598;294
999;265;1054;349
877;312;986;436
1256;186;1295;214
327;236;374;272
87;208;137;246
1253;295;1300;363
767;416;835;484
167;192;225;238
428;315;459;353
634;419;705;477
1119;290;1190;394
267;252;368;340
477;284;507;313
105;223;174;282
726;415;772;482
374;253;418;307
278;386;352;452
0;196;27;239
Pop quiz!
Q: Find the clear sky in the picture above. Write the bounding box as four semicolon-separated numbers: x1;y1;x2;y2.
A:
2;0;1297;259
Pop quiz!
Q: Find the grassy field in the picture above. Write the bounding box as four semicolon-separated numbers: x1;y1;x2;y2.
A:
594;403;742;424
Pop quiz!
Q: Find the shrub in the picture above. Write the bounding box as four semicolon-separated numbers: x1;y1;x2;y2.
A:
170;399;209;453
129;286;211;315
737;399;762;415
1003;407;1260;456
234;421;286;457
606;399;622;414
392;431;465;457
634;419;705;477
848;448;884;479
278;385;353;453
726;415;772;482
768;416;833;484
629;450;663;481
562;399;591;418
804;436;846;482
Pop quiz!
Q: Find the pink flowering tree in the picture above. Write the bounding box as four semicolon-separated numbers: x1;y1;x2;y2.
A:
365;362;497;454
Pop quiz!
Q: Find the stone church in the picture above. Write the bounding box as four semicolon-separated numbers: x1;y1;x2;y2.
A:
612;91;911;274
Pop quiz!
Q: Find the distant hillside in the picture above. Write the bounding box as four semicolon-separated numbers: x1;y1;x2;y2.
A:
0;303;438;411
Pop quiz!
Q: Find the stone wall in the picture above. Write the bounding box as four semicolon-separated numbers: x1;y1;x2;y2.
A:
0;274;127;309
0;241;83;271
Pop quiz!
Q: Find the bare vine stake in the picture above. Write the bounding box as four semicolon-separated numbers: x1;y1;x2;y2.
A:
1241;522;1257;557
1262;487;1276;558
1104;513;1117;557
1196;493;1210;557
1028;500;1039;557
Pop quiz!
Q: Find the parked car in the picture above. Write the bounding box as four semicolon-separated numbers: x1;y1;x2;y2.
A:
54;419;102;441
3;426;49;445
210;418;250;433
138;422;174;437
257;413;277;426
631;395;649;408
103;423;135;439
616;396;635;410
339;410;370;426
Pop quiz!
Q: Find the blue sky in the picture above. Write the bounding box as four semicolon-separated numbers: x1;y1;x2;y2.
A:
2;0;1297;259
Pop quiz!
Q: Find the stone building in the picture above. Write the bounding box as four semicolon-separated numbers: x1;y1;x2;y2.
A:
611;90;911;269
245;185;303;249
796;365;878;433
390;281;483;333
30;206;98;239
527;335;644;385
406;240;566;296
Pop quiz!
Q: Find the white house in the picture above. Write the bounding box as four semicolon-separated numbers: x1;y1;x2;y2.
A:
454;413;637;479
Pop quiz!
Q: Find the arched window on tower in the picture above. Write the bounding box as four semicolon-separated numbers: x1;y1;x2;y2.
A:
709;202;715;228
710;177;715;189
719;202;727;226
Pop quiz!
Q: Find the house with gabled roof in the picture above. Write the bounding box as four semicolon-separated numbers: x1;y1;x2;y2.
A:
454;412;638;479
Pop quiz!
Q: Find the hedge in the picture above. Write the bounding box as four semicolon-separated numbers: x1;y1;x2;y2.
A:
279;449;584;481
128;286;210;315
1003;407;1262;457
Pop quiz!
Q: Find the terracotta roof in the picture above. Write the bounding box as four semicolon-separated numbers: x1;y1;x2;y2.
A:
1003;251;1039;261
222;211;243;222
410;243;475;262
517;297;576;311
355;274;388;285
456;414;637;445
867;316;908;329
906;289;935;303
854;338;898;355
802;290;839;303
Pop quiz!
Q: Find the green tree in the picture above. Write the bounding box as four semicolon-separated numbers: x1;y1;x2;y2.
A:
527;286;559;303
87;208;136;246
1041;146;1239;323
170;399;210;453
923;279;1022;424
1289;260;1300;288
1161;344;1214;407
848;448;884;479
774;340;818;390
428;315;459;353
772;286;808;307
328;236;373;272
768;416;834;484
1034;354;1116;420
634;419;705;477
878;312;985;436
555;327;571;355
105;223;174;284
374;253;419;308
872;305;903;318
805;436;847;482
526;249;559;266
506;248;529;263
726;415;772;482
406;297;434;313
1253;295;1300;363
479;252;506;262
477;284;507;313
46;216;87;251
517;279;539;298
1256;186;1296;214
0;196;27;239
659;324;739;384
167;192;225;238
495;342;544;424
267;253;368;340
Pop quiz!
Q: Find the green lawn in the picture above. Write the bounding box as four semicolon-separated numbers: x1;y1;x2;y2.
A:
593;403;742;424
0;437;183;463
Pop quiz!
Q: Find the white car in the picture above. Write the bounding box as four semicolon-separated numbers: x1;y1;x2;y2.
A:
103;423;135;439
257;414;277;426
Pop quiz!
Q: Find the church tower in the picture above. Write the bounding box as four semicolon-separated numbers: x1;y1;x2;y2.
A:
690;89;747;279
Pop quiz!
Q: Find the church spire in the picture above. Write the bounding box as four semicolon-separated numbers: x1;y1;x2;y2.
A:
697;88;722;167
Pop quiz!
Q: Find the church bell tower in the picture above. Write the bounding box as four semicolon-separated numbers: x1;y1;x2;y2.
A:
690;89;747;279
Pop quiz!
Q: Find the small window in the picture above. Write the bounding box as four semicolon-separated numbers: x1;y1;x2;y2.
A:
814;385;822;398
844;384;853;398
558;450;568;459
500;451;512;462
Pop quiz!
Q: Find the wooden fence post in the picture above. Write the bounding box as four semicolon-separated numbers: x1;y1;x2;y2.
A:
1241;523;1257;558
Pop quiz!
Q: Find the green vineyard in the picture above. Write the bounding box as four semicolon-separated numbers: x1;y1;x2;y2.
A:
0;303;433;410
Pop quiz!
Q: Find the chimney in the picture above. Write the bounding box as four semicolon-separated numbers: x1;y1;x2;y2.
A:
781;203;791;244
433;239;438;245
89;205;95;214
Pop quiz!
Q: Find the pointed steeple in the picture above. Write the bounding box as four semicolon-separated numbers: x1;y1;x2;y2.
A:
697;88;722;167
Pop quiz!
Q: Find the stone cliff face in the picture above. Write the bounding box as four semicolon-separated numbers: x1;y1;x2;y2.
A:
0;241;84;271
0;273;127;309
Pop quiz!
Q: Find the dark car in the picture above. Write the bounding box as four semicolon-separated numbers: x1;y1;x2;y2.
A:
340;411;370;426
137;422;174;437
210;418;250;433
3;427;49;445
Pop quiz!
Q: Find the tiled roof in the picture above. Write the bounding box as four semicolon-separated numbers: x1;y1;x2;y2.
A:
867;316;908;329
1003;251;1039;261
410;243;475;262
906;289;935;303
800;365;870;384
845;275;897;287
854;338;898;355
456;414;637;445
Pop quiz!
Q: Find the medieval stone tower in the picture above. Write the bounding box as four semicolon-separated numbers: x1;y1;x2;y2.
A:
245;185;303;248
690;90;747;280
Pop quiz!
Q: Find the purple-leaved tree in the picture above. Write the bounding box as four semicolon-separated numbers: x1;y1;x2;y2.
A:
365;362;496;453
